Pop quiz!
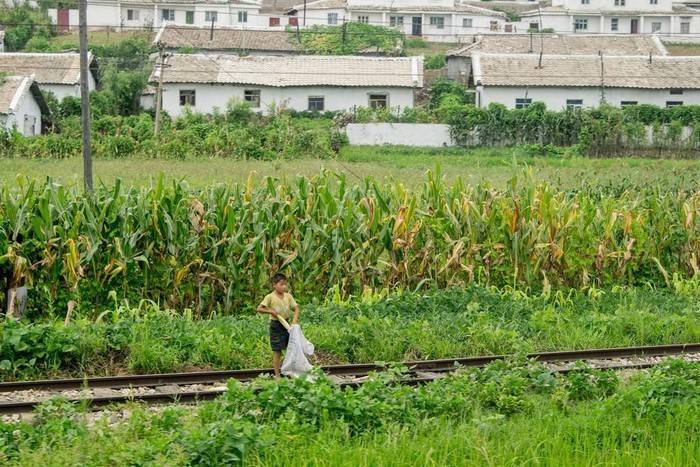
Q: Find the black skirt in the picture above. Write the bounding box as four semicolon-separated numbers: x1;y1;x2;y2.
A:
269;319;290;351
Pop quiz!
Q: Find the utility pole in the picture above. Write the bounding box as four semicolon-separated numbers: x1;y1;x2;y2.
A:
303;0;307;26
341;16;347;51
79;0;93;194
154;41;165;137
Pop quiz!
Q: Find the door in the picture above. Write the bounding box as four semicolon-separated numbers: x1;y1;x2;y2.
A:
57;9;70;32
412;17;422;36
631;19;639;34
24;115;36;136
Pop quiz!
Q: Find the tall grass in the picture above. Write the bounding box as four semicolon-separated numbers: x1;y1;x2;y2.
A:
4;359;699;466
2;286;699;380
1;168;699;316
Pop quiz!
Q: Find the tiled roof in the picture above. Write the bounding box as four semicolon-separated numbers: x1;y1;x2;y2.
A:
291;0;345;9
0;76;31;115
0;52;96;85
464;1;546;14
0;75;49;116
152;54;423;87
154;23;301;52
292;0;505;16
447;34;667;57
471;52;700;89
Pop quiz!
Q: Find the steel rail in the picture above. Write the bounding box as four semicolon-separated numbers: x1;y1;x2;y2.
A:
1;343;698;393
1;343;698;414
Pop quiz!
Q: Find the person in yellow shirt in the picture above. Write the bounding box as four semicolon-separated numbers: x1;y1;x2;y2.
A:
256;273;299;378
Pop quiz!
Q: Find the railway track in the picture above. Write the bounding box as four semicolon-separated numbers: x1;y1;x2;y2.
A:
1;343;699;415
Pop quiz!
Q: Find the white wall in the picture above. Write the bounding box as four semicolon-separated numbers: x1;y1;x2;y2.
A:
161;83;415;117
346;123;453;146
521;10;700;35
130;3;265;28
88;3;120;27
42;71;97;101
48;8;80;31
2;86;42;136
478;85;700;109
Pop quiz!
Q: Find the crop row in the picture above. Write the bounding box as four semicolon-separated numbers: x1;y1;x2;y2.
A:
1;168;699;316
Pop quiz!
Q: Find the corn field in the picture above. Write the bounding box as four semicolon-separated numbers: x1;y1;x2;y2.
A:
1;168;699;317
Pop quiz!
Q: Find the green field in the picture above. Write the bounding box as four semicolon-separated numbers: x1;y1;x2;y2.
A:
2;147;700;189
1;150;700;465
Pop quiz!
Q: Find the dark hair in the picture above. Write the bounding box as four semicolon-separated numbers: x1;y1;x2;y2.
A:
272;273;288;285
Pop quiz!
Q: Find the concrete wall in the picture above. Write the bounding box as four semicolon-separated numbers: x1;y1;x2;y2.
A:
15;87;42;136
478;86;700;110
161;83;415;117
51;2;265;30
2;84;42;136
41;73;97;101
346;123;453;146
521;11;700;35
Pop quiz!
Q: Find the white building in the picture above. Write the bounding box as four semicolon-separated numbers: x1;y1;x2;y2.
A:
0;76;50;136
49;0;264;31
153;22;303;55
519;0;700;35
446;33;668;81
151;54;423;117
471;52;700;109
287;0;508;42
0;53;98;101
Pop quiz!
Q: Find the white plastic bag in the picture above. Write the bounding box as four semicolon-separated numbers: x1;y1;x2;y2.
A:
281;324;315;378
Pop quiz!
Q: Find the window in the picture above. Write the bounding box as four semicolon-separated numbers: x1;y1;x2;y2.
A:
650;0;658;4
180;90;196;106
581;0;590;4
244;90;261;108
430;17;445;29
356;15;368;24
389;16;403;27
566;99;583;109
670;89;684;95
681;21;690;34
620;101;638;107
161;9;174;21
205;11;217;22
614;0;625;5
490;20;499;31
368;93;388;108
127;9;139;21
463;18;473;28
238;11;248;23
308;96;325;111
530;22;539;30
515;98;532;109
574;18;588;30
651;22;661;32
611;18;618;31
328;13;338;25
666;101;683;107
186;11;194;24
